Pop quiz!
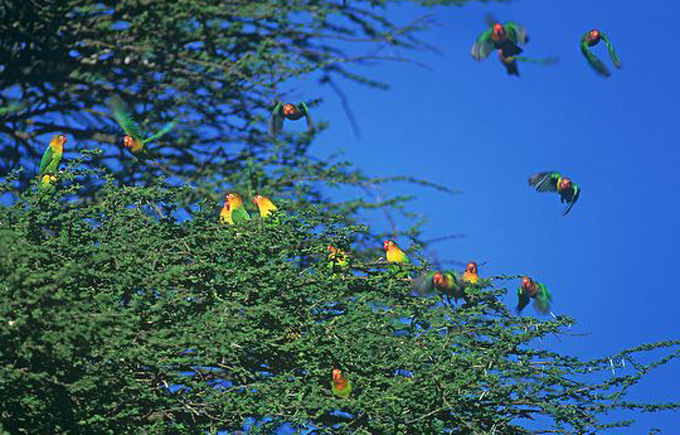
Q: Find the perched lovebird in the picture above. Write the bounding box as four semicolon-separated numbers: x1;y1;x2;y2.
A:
39;134;67;177
516;276;553;315
331;369;352;399
108;97;177;157
580;29;621;77
39;174;57;189
268;102;314;136
462;262;480;285
252;194;278;218
383;240;409;263
220;192;251;225
412;270;464;303
327;245;350;272
528;171;581;216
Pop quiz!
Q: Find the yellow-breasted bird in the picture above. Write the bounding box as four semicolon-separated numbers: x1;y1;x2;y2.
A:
383;240;409;263
252;194;278;219
331;369;352;399
220;193;251;225
462;262;480;285
39;174;57;189
327;245;350;273
39;134;66;178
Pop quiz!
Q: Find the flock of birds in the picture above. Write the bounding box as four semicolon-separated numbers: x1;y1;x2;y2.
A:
29;16;620;399
471;16;621;77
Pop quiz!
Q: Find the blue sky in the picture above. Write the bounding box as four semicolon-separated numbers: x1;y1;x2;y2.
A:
295;0;680;431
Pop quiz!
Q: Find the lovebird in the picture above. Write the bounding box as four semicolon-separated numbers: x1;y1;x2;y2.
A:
472;17;529;73
528;171;581;216
109;97;177;158
331;369;352;399
39;174;57;189
252;194;278;219
220;193;251;225
413;271;466;303
516;276;553;314
580;29;621;77
462;262;480;285
39;134;67;177
327;245;350;272
383;240;409;263
268;102;314;136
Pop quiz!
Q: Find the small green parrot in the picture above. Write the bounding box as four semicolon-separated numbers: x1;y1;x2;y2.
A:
39;174;57;190
471;17;528;62
517;276;553;315
268;102;314;136
580;29;621;77
39;134;67;177
108;97;177;158
528;171;581;216
331;369;352;399
327;245;350;273
220;192;251;225
413;271;466;304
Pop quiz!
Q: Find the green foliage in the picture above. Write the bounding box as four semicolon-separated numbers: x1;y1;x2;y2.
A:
1;169;679;433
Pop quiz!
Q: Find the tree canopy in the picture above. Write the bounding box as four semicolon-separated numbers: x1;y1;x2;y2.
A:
1;0;678;433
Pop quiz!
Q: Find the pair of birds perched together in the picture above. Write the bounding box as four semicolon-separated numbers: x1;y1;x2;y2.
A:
383;240;553;314
472;17;621;77
220;192;278;224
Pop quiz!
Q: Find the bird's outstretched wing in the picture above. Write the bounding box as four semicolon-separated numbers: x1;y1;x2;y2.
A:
109;97;144;139
268;102;284;136
600;33;621;69
516;287;530;314
471;29;494;61
300;102;315;134
528;171;560;193
142;118;178;144
580;36;610;77
504;22;529;45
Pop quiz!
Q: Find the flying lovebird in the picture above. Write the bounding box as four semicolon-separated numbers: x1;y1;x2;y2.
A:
580;29;621;77
39;134;67;177
528;171;581;216
414;271;466;304
268;102;314;136
220;192;251;225
516;276;553;315
331;369;352;399
252;194;278;219
108;97;177;158
383;240;410;263
471;18;527;73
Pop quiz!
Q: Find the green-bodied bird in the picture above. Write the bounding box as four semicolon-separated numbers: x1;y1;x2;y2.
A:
39;134;67;177
331;369;352;399
472;17;528;71
108;97;177;158
220;192;251;225
413;270;466;304
528;171;581;216
327;245;350;273
268;102;314;136
580;29;621;77
517;276;553;315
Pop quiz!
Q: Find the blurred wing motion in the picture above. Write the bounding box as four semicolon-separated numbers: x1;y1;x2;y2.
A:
471;29;494;61
109;97;144;141
601;33;621;69
562;184;581;216
533;283;553;314
528;171;560;193
268;102;284;136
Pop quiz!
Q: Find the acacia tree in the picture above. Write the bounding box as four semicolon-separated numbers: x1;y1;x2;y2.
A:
1;0;679;433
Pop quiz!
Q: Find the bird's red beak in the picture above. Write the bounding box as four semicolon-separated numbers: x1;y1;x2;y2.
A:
332;369;342;381
383;240;390;251
433;272;443;286
522;276;530;287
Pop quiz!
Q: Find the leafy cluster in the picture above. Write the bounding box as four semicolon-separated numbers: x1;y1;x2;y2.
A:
1;168;679;433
